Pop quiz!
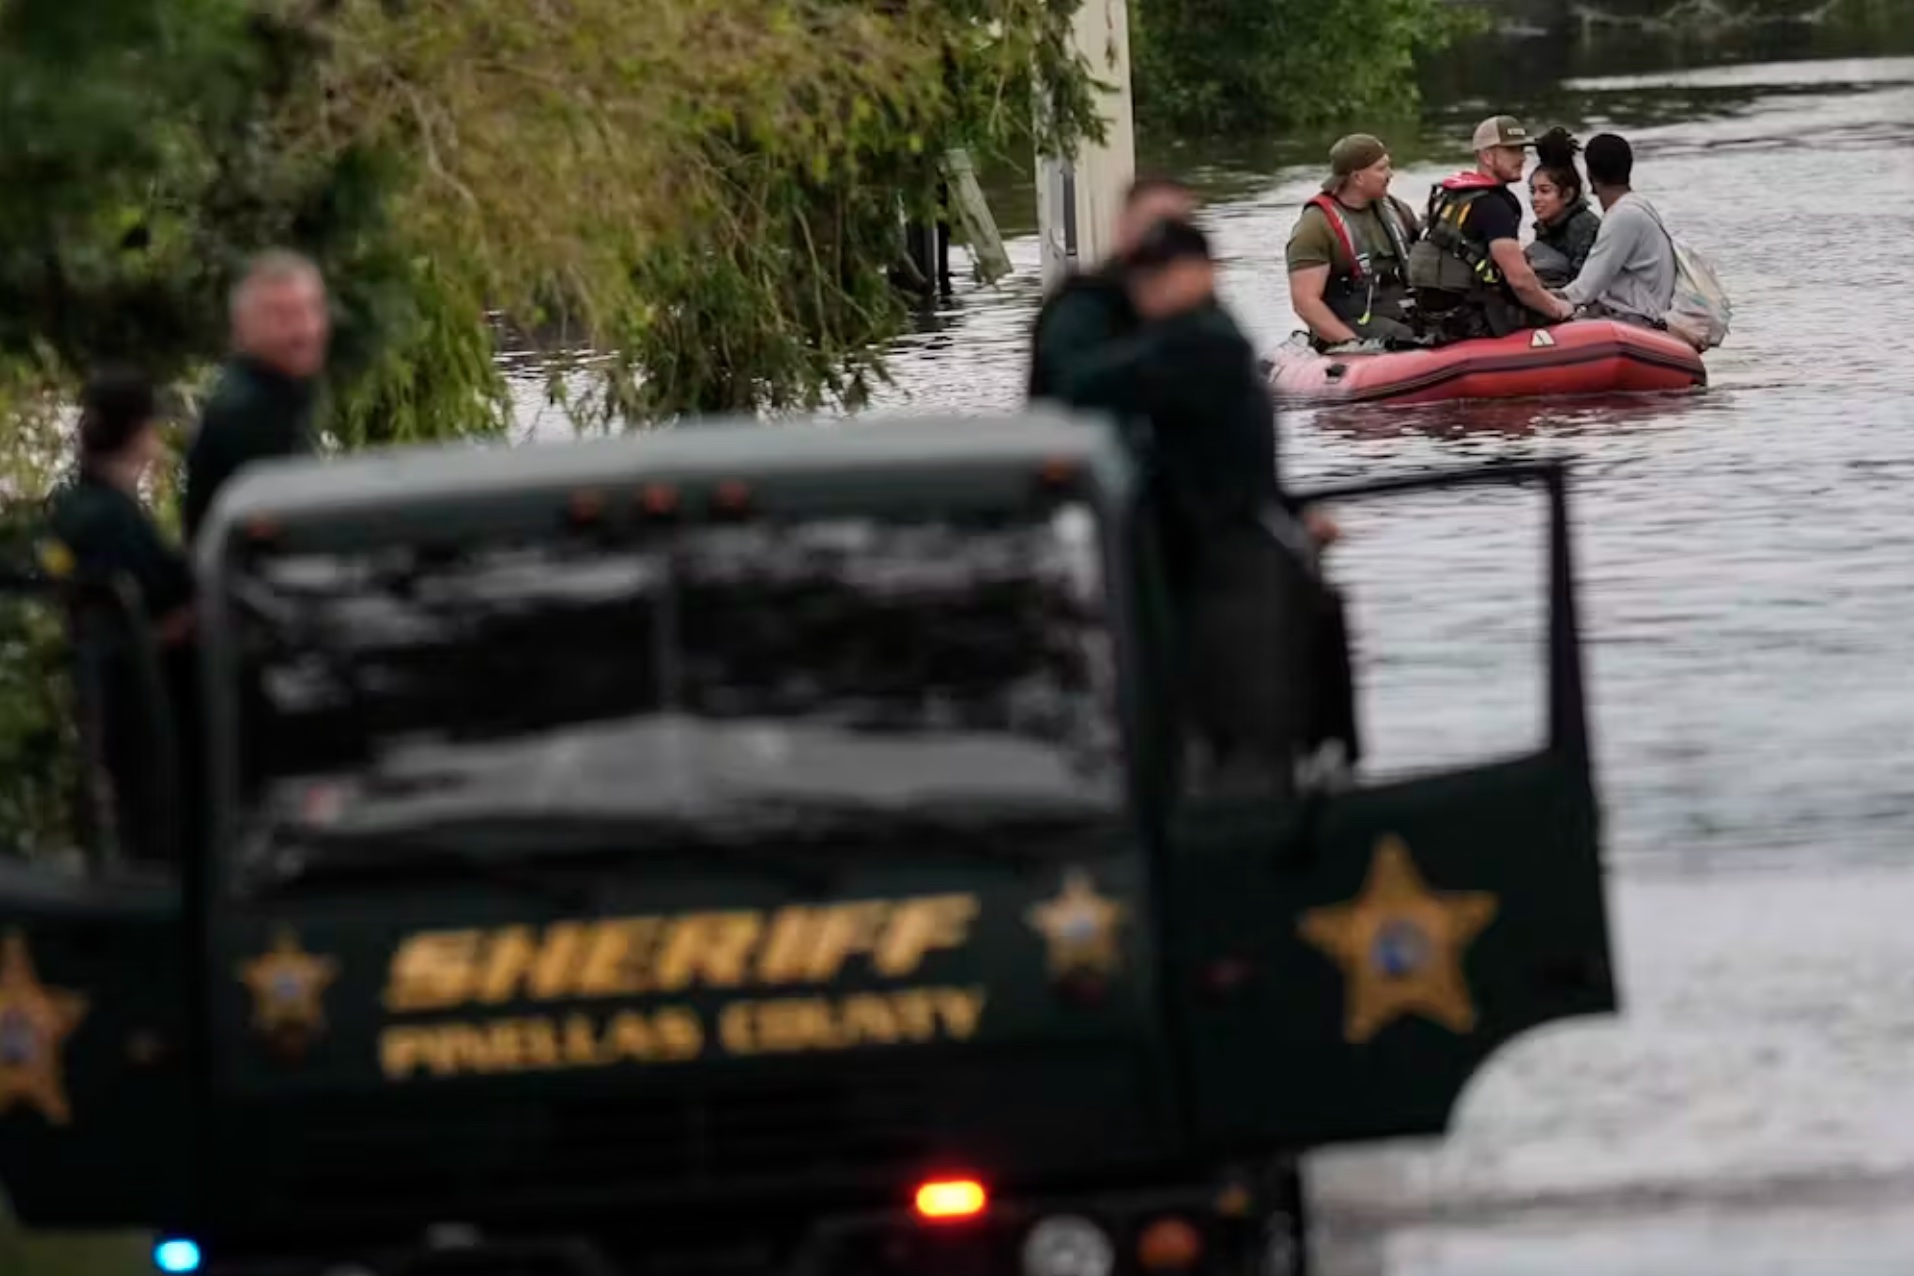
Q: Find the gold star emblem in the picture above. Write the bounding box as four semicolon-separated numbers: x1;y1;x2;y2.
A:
1027;868;1127;979
35;539;74;578
0;929;89;1126
1297;835;1498;1044
238;929;339;1045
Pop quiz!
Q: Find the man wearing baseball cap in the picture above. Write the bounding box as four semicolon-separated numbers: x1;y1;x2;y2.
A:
1405;115;1575;343
1285;133;1422;350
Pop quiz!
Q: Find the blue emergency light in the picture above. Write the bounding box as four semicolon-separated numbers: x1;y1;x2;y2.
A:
154;1237;202;1273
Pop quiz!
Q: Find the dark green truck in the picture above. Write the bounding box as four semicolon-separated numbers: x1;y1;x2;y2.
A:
0;409;1614;1276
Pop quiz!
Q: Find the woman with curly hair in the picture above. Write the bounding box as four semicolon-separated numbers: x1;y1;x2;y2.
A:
1526;127;1602;288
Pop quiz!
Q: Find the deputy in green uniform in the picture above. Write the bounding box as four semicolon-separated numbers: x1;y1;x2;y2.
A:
1026;176;1197;403
46;369;193;640
1054;220;1359;789
43;367;195;862
183;250;330;543
1406;116;1575;345
1285;134;1422;350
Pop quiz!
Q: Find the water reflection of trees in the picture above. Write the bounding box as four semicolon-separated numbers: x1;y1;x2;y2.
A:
1416;2;1914;113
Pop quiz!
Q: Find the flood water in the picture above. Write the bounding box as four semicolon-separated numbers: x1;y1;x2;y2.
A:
871;48;1914;1276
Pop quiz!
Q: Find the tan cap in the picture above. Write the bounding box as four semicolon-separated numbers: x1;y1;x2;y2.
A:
1471;115;1536;150
1321;133;1389;193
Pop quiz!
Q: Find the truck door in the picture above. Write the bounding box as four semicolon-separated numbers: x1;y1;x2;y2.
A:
1163;460;1616;1152
0;570;193;1229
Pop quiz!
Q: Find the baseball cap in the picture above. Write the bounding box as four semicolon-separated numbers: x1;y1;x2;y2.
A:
1471;115;1536;150
1322;134;1389;193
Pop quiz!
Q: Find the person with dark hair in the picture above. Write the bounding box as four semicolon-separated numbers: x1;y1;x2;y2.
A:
1526;128;1601;288
1560;133;1677;327
1286;133;1422;350
46;368;194;638
42;367;197;863
1025;175;1198;402
1406;115;1574;344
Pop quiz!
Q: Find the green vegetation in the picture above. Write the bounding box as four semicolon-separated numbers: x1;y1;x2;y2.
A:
0;0;1103;867
0;0;1103;448
1132;0;1483;135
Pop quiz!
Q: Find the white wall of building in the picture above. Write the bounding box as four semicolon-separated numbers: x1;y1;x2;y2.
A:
1036;0;1138;292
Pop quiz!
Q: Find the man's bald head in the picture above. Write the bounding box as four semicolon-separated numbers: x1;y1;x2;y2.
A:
231;250;329;379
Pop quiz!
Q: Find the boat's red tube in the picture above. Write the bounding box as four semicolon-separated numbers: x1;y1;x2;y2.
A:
1266;319;1706;407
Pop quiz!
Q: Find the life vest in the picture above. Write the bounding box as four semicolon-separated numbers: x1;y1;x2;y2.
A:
1305;194;1416;288
1409;171;1510;294
1304;194;1417;334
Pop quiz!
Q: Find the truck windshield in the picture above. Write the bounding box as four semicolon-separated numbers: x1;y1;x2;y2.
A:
225;502;1122;865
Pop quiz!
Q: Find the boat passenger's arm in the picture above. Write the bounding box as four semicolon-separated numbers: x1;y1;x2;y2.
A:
1562;212;1633;309
1490;239;1573;321
1287;266;1359;346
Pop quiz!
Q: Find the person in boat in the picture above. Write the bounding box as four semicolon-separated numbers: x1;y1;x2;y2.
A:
1025;175;1199;402
1557;133;1677;329
1406;115;1575;345
42;367;198;863
1285;133;1422;351
1526;128;1601;288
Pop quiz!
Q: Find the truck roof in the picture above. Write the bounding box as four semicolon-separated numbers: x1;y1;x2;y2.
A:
202;408;1127;546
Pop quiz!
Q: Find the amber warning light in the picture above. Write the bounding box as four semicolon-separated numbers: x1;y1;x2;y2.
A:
914;1178;988;1221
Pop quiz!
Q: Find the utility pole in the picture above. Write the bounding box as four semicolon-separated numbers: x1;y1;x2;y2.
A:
1036;0;1138;293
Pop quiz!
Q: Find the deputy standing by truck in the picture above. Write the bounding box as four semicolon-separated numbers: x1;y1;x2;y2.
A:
1045;220;1323;785
45;369;193;637
182;251;330;543
41;367;195;862
1050;218;1362;785
1025;177;1198;403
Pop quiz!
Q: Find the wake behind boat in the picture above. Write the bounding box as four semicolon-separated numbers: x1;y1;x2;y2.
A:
1264;319;1706;408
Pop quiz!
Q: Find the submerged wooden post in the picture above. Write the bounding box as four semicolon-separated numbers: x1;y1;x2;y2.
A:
1036;0;1138;291
943;149;1012;285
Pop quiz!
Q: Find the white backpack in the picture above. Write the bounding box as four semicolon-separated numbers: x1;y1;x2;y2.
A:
1637;197;1732;351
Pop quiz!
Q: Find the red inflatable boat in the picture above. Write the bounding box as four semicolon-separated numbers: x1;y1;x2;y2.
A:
1265;319;1706;407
